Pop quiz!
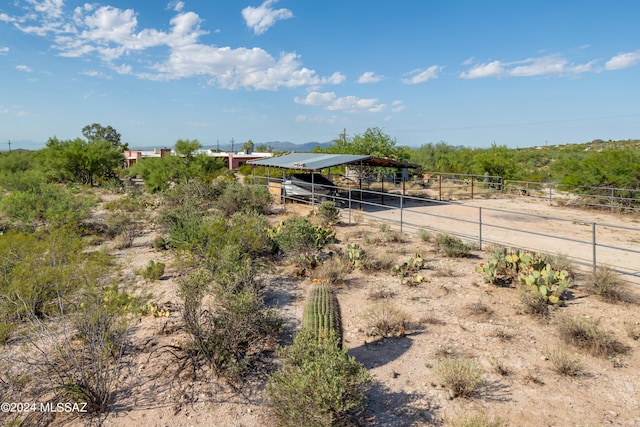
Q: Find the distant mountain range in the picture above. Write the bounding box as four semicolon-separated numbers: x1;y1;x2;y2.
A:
0;140;336;152
200;140;335;153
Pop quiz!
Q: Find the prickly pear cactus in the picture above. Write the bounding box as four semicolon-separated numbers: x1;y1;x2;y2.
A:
302;283;343;348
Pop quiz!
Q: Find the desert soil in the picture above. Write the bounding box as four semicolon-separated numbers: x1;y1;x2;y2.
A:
2;196;639;427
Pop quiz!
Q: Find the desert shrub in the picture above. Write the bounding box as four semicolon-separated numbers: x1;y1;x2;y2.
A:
367;285;396;300
162;179;217;210
152;235;170;251
0;228;110;320
271;216;335;256
309;256;351;286
178;269;282;382
156;203;209;249
316;200;341;226
418;228;434;243
138;260;165;281
362;250;398;272
586;265;626;302
518;286;550;317
226;211;275;256
624;321;640;340
214;181;272;216
0;183;93;228
0;321;13;345
210;243;262;293
24;294;130;414
267;330;371;427
435;356;484;398
361;302;410;338
435;234;472;258
546;347;583;376
558;316;628;357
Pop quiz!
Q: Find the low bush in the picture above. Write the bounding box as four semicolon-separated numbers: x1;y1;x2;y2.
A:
435;234;473;258
178;269;282;382
418;228;433;243
435;356;484;398
586;265;626;302
315;201;341;226
361;302;410;338
558;316;628;357
214;181;272;216
309;257;351;286
271;216;335;257
546;347;583;376
267;330;371;427
138;260;165;281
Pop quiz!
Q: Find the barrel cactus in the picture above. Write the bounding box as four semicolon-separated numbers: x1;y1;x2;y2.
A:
302;282;343;348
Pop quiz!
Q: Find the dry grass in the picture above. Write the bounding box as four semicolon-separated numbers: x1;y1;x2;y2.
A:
435;356;485;398
624;321;640;341
518;287;550;317
361;302;410;338
445;411;505;427
309;256;351;286
465;301;494;318
558;316;628;357
585;265;628;303
546;346;583;376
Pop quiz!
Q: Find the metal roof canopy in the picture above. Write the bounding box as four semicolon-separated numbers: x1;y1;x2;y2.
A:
246;152;417;171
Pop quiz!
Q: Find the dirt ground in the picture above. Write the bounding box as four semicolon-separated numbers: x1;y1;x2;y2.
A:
2;197;639;427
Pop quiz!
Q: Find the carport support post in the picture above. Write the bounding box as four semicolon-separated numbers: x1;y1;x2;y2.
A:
348;188;352;225
312;172;316;209
282;170;286;206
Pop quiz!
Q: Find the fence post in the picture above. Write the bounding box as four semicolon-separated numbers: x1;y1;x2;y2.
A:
592;222;597;273
471;176;475;199
610;188;614;213
400;193;404;233
438;175;442;201
478;207;483;251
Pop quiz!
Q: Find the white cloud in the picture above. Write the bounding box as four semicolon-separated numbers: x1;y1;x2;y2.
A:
4;2;339;91
0;13;12;23
605;50;640;70
461;54;595;79
170;1;185;13
0;46;9;54
16;65;33;72
391;100;406;112
81;69;112;79
0;108;9;114
294;91;385;113
357;71;384;84
401;65;442;84
242;0;293;35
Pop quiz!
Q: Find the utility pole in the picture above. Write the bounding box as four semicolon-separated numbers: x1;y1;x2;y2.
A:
216;139;220;152
231;137;235;153
343;128;347;144
7;140;11;153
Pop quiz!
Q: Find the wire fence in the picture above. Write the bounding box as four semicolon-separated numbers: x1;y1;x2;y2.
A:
254;174;640;284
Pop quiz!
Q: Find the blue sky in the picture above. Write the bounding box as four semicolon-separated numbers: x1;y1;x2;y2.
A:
1;0;640;150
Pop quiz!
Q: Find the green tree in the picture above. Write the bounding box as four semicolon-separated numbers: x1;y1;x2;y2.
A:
323;127;409;161
82;123;124;150
174;139;202;163
41;137;123;186
241;140;255;153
